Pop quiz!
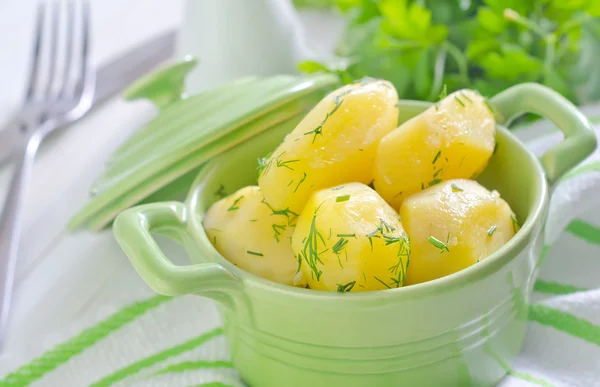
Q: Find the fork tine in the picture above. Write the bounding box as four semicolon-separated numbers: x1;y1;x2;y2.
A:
78;0;92;94
58;1;75;99
25;3;46;101
43;1;61;100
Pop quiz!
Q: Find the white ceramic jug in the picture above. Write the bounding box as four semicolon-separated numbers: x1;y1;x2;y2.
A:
177;0;308;93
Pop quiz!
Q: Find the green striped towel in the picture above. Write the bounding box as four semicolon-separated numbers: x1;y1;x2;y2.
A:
1;117;600;387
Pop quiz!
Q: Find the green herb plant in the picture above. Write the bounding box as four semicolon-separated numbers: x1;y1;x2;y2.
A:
297;0;600;104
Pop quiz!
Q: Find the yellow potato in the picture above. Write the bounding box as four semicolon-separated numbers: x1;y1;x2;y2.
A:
204;186;303;286
374;89;495;209
258;79;399;214
292;183;410;292
400;179;518;285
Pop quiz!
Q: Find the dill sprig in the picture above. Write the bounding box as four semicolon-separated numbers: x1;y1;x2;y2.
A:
304;91;348;143
261;198;299;226
227;195;244;211
433;150;441;164
428;179;442;187
300;213;327;281
337;233;356;238
488;225;497;237
459;91;473;103
214;184;227;199
276;157;300;171
511;215;520;233
246;250;263;257
294;172;307;193
336;281;356;293
454;96;465;107
272;224;287;242
332;237;349;268
336;194;351;202
428;236;449;253
374;276;391;289
451;183;463;192
256;151;273;178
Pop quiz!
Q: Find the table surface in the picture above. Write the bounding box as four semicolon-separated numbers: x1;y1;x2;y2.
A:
0;0;346;369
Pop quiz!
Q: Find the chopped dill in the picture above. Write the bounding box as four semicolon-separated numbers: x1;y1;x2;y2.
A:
213;236;217;245
394;191;403;198
294;172;307;193
459;91;473;103
451;184;463;192
428;179;442;187
374;276;391;289
433;168;444;178
358;148;364;151
272;224;287;242
428;236;449;252
227;195;244;211
261;198;299;226
433;150;441;164
337;233;357;238
304;93;347;143
454;96;465;107
336;195;351;202
458;155;466;168
488;225;497;237
256;151;273;178
246;250;264;257
300;214;326;281
287;180;294;187
439;84;448;99
336;281;356;293
276;158;300;171
511;215;520;234
493;142;498;155
332;185;345;191
329;228;332;240
214;184;227;199
421;182;425;190
249;219;258;222
332;237;349;254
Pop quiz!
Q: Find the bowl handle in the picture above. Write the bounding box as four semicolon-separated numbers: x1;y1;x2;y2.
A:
489;83;597;184
113;201;243;298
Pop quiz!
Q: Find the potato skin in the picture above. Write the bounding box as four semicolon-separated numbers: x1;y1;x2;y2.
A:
374;89;495;209
204;186;302;286
258;79;399;214
292;183;410;292
400;179;518;285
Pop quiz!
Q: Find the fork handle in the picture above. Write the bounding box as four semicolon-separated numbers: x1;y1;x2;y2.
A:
0;132;42;345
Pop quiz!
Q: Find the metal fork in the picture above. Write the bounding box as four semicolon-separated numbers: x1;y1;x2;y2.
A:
0;0;95;346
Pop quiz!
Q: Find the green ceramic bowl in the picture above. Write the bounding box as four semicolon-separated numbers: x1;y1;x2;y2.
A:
113;83;596;387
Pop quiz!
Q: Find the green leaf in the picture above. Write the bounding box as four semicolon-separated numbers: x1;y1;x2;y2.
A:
298;61;332;74
479;44;543;82
477;8;507;34
467;38;500;60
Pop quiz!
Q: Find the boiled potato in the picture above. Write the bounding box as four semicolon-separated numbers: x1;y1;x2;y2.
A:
374;89;495;209
204;186;303;286
400;179;518;285
258;79;399;214
292;183;410;292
